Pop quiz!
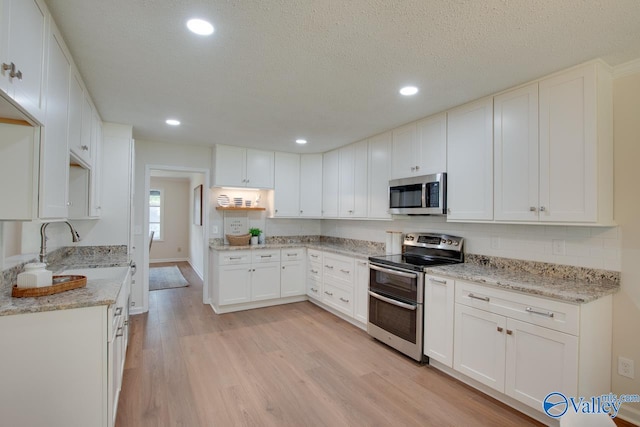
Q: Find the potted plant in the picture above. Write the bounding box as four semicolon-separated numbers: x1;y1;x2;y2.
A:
249;228;262;245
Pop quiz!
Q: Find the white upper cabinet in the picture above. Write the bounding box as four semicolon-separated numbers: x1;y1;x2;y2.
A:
88;112;102;217
322;149;339;217
446;97;494;221
494;83;539;221
299;154;323;217
68;71;84;162
39;22;70;219
391;113;447;180
538;63;612;224
212;144;274;189
339;140;367;218
391;123;417;179
274;152;301;217
416;113;447;175
0;0;47;124
367;131;392;219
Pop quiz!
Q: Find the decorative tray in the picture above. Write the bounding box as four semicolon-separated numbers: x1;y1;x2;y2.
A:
11;275;88;298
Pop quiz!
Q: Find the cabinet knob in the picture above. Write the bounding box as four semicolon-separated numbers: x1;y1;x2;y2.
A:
529;206;537;212
348;210;353;214
300;210;303;213
15;69;22;80
540;206;546;212
81;145;89;151
497;326;503;332
415;165;420;171
410;166;416;172
282;266;285;270
506;330;513;335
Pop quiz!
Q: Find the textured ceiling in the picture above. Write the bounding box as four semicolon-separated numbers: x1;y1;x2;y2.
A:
46;0;640;153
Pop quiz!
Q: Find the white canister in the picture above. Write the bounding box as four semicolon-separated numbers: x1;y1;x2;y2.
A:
17;263;53;288
385;231;393;254
391;231;403;255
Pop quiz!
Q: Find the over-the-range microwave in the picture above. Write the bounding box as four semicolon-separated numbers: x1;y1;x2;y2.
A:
389;173;447;215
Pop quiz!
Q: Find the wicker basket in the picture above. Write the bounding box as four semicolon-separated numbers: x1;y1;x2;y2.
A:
226;233;251;246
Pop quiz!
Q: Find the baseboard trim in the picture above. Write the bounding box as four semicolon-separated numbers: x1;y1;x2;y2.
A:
617;404;640;426
307;298;367;331
150;258;188;264
210;295;308;314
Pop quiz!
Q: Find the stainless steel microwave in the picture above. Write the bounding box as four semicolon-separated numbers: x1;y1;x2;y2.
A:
389;173;447;215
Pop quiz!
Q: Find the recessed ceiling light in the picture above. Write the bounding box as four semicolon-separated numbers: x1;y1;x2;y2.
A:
187;18;214;36
296;139;307;144
399;86;419;96
166;119;181;126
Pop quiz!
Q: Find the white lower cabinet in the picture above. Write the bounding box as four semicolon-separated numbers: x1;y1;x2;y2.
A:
281;248;306;297
251;262;281;301
354;259;369;324
218;263;252;305
424;275;455;367
306;249;323;300
448;278;606;416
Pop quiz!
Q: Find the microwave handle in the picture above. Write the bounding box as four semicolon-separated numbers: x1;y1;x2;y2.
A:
369;291;417;311
369;263;418;279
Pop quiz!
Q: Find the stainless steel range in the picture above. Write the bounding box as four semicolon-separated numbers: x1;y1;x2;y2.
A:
368;233;464;361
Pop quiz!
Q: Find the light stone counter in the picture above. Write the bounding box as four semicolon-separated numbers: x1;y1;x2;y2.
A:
425;255;620;304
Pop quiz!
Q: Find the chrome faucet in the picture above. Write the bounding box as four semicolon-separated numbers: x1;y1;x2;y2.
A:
39;221;81;263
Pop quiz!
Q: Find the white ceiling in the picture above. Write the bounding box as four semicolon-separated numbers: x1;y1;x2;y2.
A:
46;0;640;153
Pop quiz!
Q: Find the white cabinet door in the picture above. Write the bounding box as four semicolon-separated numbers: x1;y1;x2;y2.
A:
494;83;539;221
367;131;391;219
219;264;252;305
68;71;84;161
299;154;322;217
89;112;102;217
79;95;94;166
353;140;368;217
505;318;578;411
39;25;69;219
274;152;300;217
539;65;597;222
447;97;494;221
246;148;274;189
416;113;447;174
338;143;355;217
354;259;369;324
424;275;454;367
391;122;417;179
251;262;281;301
281;261;306;297
0;0;46;124
454;304;506;392
213;144;246;187
322;149;339;217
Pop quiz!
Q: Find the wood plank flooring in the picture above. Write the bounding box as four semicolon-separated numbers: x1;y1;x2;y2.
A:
116;262;633;426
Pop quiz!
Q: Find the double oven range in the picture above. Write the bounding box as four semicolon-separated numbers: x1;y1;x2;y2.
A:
368;233;464;362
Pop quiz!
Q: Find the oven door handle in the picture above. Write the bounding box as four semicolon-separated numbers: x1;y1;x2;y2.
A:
369;263;418;279
368;291;417;311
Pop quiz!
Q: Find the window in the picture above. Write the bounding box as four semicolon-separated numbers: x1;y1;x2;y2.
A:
149;189;163;240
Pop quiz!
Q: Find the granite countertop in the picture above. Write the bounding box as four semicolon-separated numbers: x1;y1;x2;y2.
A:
424;261;620;304
210;242;385;260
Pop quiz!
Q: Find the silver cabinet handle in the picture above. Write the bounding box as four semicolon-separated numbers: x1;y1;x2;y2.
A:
310;254;319;258
525;307;554;318
310;269;318;274
124;320;129;326
116;327;124;337
429;278;447;285
340;269;350;274
130;261;137;275
369;291;416;311
369;263;418;279
468;293;490;302
229;256;242;260
310;287;318;293
115;307;123;316
339;297;349;303
286;253;297;256
530;206;537;212
81;145;89;151
415;165;420;171
260;255;272;258
325;265;334;269
324;291;333;296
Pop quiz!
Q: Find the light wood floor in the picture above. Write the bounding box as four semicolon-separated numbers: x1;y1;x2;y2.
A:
116;262;634;426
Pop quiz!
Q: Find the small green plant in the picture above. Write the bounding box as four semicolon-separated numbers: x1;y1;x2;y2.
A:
249;227;262;237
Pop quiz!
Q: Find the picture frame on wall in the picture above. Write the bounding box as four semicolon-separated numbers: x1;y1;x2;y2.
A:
193;184;203;226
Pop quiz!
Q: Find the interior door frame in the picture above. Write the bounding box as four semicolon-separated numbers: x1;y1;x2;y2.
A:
143;164;210;309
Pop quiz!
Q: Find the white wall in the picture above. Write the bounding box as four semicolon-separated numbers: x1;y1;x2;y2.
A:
189;174;206;278
611;65;640;422
322;218;620;271
149;177;190;262
132;139;211;312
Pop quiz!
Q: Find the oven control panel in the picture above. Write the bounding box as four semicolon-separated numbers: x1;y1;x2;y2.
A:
403;233;463;251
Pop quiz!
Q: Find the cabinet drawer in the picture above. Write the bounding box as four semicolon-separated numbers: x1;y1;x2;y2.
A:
218;251;251;265
308;249;323;263
322;282;354;316
307;279;322;300
455;280;579;335
323;254;355;286
251;249;281;263
281;247;305;261
308;261;323;282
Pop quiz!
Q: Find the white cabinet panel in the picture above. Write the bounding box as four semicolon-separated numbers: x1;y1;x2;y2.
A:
322;149;339;217
447;97;494;221
246;148;274;189
367;131;391;219
424;275;454;367
494;83;539;221
213;144;246;187
281;254;306;298
416;113;447;175
219;264;252;305
251;263;281;301
299;154;323;217
454;303;506;392
89;113;102;217
68;71;84;160
274;152;300;217
339;140;368;218
391;122;417;179
39;24;70;219
354;259;369;324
